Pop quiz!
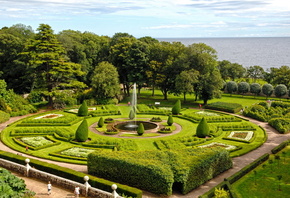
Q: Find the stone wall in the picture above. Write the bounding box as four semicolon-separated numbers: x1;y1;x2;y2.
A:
0;158;122;198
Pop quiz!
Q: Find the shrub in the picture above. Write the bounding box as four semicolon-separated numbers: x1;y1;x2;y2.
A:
77;101;88;116
137;123;144;136
167;115;173;126
129;109;135;120
269;118;290;134
0;110;10;123
97;117;104;127
196;117;210;138
87;148;232;195
205;102;243;113
75;119;88;142
172;100;181;115
150;117;162;122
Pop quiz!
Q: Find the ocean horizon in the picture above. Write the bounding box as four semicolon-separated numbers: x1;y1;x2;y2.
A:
157;37;290;69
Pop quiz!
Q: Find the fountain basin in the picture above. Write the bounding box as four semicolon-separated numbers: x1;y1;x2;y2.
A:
114;121;158;131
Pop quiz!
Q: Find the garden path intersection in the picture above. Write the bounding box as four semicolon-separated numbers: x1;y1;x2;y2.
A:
0;111;290;198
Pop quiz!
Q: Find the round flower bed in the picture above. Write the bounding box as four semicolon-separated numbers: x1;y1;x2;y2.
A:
104;128;119;135
150;117;162;122
104;118;114;123
158;128;172;134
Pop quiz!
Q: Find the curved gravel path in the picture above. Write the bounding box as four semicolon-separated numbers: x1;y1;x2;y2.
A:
1;111;290;198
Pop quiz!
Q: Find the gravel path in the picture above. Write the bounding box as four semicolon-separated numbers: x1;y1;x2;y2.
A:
0;111;290;198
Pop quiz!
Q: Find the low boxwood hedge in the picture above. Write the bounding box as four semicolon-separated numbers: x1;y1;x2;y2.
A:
0;151;142;198
205;102;243;113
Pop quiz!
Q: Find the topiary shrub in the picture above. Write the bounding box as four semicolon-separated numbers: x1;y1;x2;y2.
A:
137;123;144;136
77;101;88;116
129;109;135;120
167;115;173;126
75;119;88;142
98;117;104;127
196;117;209;138
172;100;181;115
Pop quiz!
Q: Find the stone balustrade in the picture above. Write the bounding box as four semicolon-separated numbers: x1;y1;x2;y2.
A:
0;158;122;198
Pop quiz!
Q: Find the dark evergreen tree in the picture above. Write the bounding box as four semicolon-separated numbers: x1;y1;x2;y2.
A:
75;119;88;142
172;100;181;115
196;117;209;138
137;123;144;136
77;101;88;116
98;117;104;127
167;115;173;126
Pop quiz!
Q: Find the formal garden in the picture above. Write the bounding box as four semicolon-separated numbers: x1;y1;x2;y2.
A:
0;94;270;197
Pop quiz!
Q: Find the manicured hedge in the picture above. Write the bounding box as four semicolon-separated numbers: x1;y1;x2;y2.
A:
269;117;290;134
10;127;73;141
137;104;170;115
205;102;243;113
0;151;142;198
271;140;289;154
226;153;269;184
88;148;232;195
17;112;83;126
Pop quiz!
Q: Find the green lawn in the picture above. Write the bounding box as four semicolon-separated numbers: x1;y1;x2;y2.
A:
232;146;290;197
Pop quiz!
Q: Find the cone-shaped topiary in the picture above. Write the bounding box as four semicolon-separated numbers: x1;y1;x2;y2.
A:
196;117;209;138
167;115;173;126
75;119;88;142
129;109;135;120
172;100;181;115
98;117;104;127
77;101;88;116
137;123;144;136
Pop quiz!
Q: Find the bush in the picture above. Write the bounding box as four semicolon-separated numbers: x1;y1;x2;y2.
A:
269;118;290;134
172;100;181;115
205;102;243;113
196;117;210;138
129;109;135;120
75;119;88;142
150;117;162;122
87;148;232;195
97;117;104;127
137;123;144;136
77;101;88;116
167;115;173;126
0;110;10;123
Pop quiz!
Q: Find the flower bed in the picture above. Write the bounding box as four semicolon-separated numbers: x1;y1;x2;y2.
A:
68;107;96;113
60;147;95;158
228;131;254;141
20;136;54;147
195;111;220;116
199;142;237;150
34;113;63;119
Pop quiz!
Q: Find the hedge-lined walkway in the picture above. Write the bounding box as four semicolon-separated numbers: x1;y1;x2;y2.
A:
1;111;290;198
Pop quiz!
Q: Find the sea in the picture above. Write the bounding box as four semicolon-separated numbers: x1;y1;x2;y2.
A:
157;37;290;70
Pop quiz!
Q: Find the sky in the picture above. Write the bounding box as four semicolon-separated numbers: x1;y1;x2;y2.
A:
1;0;290;38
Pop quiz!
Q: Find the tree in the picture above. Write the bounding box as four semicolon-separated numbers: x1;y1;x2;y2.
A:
225;81;238;96
75;119;88;142
246;65;264;82
167;115;173;126
272;66;290;87
274;84;288;99
238;82;250;96
172;100;181;115
217;60;231;81
196;117;209;138
98;117;104;127
262;83;274;99
175;69;199;102
90;61;120;104
137;123;144;136
228;63;246;81
77;101;88;116
129;109;135;120
186;43;223;104
23;24;86;107
250;83;261;98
